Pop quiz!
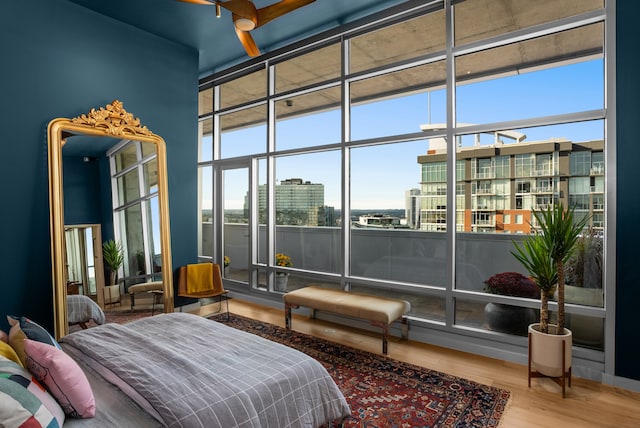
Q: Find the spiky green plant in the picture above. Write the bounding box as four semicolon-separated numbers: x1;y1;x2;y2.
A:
512;233;558;333
103;239;124;286
512;204;590;334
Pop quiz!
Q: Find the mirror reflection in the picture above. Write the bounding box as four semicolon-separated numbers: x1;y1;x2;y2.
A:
48;101;173;338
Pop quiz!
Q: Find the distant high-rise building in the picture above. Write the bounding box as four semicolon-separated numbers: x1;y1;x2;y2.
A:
256;178;333;226
405;188;421;229
417;136;604;233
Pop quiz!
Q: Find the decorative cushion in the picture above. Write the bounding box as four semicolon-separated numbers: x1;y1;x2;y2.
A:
24;338;95;418
7;318;29;366
7;316;61;367
0;358;65;427
0;340;23;367
7;316;61;348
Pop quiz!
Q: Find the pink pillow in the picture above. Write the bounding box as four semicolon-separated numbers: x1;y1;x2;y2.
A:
23;339;95;418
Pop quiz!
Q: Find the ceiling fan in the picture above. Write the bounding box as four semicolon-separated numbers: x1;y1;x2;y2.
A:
177;0;316;57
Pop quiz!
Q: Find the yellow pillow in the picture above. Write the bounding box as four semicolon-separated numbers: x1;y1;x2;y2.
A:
7;317;27;366
0;341;23;367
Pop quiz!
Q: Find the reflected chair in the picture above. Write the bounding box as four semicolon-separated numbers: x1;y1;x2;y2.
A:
178;263;229;320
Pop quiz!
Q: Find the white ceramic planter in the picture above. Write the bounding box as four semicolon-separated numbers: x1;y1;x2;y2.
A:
528;323;572;378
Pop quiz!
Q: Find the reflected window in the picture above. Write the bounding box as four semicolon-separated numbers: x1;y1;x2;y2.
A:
110;140;161;286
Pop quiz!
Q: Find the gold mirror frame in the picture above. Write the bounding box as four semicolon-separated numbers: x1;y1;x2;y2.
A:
48;100;173;338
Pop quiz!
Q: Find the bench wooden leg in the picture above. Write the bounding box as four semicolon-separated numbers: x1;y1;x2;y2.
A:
401;317;409;339
371;321;389;354
285;304;296;330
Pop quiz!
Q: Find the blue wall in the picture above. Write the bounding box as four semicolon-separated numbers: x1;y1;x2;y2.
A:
615;1;640;382
0;0;199;332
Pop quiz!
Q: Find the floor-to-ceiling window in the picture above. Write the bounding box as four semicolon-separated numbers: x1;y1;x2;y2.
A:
197;0;609;371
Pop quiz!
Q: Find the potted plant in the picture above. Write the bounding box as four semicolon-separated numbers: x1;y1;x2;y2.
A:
512;203;589;397
275;253;292;292
103;239;124;305
483;272;539;336
223;255;230;275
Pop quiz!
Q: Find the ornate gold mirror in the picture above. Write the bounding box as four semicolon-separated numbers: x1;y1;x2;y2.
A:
48;101;173;338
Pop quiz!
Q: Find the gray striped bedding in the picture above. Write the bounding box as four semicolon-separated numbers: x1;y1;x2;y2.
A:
60;312;349;427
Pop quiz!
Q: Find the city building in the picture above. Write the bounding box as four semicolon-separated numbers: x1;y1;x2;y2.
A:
256;178;334;226
418;134;604;234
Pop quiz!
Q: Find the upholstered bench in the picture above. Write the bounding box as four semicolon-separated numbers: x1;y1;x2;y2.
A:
127;281;163;308
284;285;410;354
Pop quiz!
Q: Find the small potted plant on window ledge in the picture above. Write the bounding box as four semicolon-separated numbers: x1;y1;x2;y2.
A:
223;255;230;275
275;253;292;292
483;271;539;336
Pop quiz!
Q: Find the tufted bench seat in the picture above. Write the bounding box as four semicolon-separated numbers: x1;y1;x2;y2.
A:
284;285;410;354
127;281;163;308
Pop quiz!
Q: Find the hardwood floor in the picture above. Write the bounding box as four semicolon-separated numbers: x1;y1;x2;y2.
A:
196;298;640;428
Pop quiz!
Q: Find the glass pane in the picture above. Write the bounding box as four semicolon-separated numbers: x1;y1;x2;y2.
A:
224;167;249;284
456;234;529;292
84;227;96;295
118;204;144;279
275;42;341;93
275;86;341;150
350;9;446;74
220;105;267;158
456;297;534;337
219;68;267;109
257;158;267;267
456;25;604;126
352;284;446;322
455;0;603;46
143;158;158;196
199;87;213;116
200;118;213;162
273;273;340;294
567;313;604;351
146;196;161;273
274;151;341;274
114;143;138;172
351;140;446;286
351;61;446;141
199;166;213;258
116;168;140;205
141;142;155;158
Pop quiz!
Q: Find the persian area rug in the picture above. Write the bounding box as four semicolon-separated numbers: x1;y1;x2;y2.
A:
210;313;510;428
105;309;154;325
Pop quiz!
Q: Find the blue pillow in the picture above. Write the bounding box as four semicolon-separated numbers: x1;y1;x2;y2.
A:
7;316;60;349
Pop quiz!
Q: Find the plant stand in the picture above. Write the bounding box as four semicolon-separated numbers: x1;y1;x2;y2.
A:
528;323;572;398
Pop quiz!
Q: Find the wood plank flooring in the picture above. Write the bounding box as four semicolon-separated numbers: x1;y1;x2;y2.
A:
196;298;640;428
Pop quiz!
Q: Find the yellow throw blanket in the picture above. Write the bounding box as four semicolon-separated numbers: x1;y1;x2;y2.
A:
186;263;213;294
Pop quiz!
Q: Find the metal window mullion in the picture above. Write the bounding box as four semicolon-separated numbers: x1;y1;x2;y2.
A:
267;63;277;290
444;0;456;329
603;0;616;383
342;35;351;291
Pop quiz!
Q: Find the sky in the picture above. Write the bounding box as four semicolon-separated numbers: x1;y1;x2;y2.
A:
204;59;604;210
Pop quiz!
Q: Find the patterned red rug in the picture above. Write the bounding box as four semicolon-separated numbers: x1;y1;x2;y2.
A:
209;313;510;428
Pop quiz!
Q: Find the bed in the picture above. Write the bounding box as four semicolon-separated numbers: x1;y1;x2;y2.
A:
59;312;350;427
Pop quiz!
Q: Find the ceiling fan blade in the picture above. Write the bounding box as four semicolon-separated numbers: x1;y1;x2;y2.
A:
218;0;256;20
176;0;215;5
256;0;315;28
235;27;261;57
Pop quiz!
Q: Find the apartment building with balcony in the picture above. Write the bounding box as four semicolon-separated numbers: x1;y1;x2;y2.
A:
417;135;605;234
